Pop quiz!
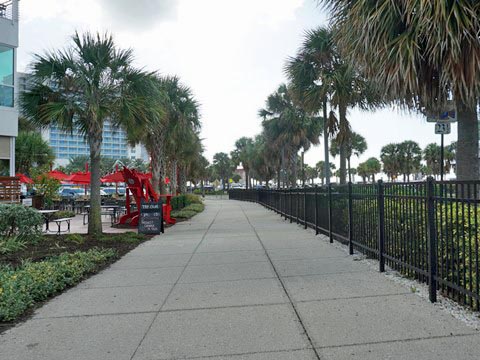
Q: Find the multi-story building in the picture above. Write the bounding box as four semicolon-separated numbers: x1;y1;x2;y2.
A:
0;0;19;176
17;72;150;167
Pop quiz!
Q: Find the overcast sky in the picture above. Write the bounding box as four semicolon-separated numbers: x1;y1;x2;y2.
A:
18;0;456;176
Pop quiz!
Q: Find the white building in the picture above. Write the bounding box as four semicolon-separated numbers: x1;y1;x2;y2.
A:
0;0;19;176
17;72;150;167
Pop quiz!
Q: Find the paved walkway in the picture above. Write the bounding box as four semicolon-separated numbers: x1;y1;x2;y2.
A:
2;200;480;359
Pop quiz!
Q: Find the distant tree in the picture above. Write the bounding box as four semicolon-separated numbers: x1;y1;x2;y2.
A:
15;132;54;175
364;157;381;182
213;152;235;190
231;137;254;189
316;161;336;185
381;143;401;181
331;131;367;182
423;143;455;179
397;141;422;181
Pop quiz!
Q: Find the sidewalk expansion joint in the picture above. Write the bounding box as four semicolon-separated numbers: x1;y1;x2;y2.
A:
159;301;291;313
315;332;480;350
161;347;314;360
240;204;323;360
295;292;413;304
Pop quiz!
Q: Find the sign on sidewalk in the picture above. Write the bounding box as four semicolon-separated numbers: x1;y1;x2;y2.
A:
138;200;164;235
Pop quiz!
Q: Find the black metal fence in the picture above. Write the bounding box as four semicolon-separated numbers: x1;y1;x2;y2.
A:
229;178;480;310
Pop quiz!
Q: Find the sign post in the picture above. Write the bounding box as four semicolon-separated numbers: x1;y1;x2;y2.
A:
138;200;164;235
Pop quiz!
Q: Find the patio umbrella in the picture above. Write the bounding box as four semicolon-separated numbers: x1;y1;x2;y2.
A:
15;173;34;184
65;171;91;184
101;171;125;183
44;170;70;181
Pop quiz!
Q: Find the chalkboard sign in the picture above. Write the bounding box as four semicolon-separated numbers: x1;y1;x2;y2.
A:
138;200;164;235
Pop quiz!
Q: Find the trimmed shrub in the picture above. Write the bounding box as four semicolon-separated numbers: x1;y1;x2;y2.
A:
186;203;205;213
0;204;43;243
0;249;117;321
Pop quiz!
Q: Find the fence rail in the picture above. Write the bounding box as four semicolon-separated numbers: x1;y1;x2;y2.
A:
229;178;480;310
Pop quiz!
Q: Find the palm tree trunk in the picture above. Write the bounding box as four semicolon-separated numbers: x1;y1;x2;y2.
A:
245;169;250;190
88;126;103;236
339;104;348;185
323;98;331;185
456;100;479;181
180;164;187;193
277;167;281;189
149;139;164;195
347;157;352;183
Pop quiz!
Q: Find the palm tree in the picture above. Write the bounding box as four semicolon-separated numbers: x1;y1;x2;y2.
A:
316;160;336;185
259;84;322;187
323;1;480;180
423;143;455;179
381;144;401;181
21;32;159;235
364;157;381;183
330;131;367;182
231;137;254;189
129;75;199;195
287;27;382;184
213;152;234;190
357;162;369;183
397;141;422;181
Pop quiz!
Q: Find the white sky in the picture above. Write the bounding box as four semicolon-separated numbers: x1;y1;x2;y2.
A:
18;0;456;178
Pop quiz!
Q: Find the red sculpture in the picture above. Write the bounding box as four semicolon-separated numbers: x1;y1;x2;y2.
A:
118;167;176;226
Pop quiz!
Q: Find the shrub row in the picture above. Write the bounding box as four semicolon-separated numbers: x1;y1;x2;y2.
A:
171;194;202;210
0;249;117;321
171;203;205;219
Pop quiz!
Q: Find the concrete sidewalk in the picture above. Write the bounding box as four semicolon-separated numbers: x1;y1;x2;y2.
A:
1;199;480;359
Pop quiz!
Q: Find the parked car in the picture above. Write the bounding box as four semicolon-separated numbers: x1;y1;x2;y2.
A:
101;187;126;197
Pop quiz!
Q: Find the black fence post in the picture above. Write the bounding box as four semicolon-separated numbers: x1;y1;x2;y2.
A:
427;176;438;303
296;189;300;224
328;183;333;243
304;187;307;229
377;180;385;272
348;182;354;255
314;185;319;235
289;188;293;223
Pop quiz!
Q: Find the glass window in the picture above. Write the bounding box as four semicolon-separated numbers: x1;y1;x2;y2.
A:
0;46;14;107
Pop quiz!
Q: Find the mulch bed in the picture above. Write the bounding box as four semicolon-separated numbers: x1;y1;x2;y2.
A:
0;233;152;268
0;232;154;334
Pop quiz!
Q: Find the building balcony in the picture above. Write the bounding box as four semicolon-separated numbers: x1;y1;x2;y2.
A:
0;1;17;21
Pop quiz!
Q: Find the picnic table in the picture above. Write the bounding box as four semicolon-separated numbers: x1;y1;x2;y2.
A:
37;209;58;232
83;205;123;225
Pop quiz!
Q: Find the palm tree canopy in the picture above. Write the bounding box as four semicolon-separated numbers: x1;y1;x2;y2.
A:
21;32;161;136
322;0;480;109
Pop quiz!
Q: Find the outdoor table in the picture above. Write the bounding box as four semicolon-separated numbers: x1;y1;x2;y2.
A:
84;205;122;222
37;209;58;232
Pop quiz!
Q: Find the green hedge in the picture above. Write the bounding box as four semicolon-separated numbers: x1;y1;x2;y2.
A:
0;249;117;321
171;194;202;210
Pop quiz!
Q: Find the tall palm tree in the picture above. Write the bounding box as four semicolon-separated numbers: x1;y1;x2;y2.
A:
330;131;367;182
287;26;382;184
21;32;159;235
129;75;199;195
259;84;322;187
323;0;480;180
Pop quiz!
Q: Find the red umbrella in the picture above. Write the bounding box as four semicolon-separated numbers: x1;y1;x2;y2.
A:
16;173;34;184
44;170;69;181
101;171;125;183
65;171;91;184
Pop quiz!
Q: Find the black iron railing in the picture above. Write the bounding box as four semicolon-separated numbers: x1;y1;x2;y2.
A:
229;178;480;310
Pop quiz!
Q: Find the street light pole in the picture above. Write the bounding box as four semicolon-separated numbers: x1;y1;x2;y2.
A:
440;133;444;182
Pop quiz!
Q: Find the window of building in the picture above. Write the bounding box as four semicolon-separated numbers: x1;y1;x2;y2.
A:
0;46;14;107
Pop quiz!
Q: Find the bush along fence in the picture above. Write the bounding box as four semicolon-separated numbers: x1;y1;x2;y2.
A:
229;178;480;311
